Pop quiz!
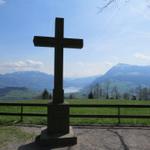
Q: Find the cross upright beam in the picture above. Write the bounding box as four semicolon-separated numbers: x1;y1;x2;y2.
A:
53;18;64;104
33;18;83;104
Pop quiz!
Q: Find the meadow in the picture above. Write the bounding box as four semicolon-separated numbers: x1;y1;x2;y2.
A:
0;99;150;125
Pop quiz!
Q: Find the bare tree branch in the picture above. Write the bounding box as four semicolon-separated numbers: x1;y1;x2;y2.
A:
97;0;131;14
97;0;150;14
97;0;116;14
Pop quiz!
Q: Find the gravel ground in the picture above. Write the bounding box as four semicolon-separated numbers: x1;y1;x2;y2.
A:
1;125;150;150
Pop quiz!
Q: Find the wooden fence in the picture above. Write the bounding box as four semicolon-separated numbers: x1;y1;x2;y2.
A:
0;103;150;124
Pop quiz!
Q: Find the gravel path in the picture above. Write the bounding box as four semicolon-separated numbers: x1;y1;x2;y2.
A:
1;125;150;150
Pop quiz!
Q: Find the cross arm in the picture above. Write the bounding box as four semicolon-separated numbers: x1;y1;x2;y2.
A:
63;38;83;49
33;36;83;49
33;36;55;47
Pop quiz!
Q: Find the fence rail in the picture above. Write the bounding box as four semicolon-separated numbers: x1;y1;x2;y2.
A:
0;103;150;124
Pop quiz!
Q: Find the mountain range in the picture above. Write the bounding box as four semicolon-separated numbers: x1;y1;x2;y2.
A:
0;71;98;92
84;63;150;94
1;63;150;100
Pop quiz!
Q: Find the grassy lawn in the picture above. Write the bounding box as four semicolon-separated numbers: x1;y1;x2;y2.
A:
68;99;150;125
0;126;34;149
0;99;150;125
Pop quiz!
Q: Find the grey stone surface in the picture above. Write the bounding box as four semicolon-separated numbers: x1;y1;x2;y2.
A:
2;125;150;150
71;126;150;150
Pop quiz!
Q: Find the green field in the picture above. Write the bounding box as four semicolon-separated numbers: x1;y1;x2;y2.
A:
0;99;150;125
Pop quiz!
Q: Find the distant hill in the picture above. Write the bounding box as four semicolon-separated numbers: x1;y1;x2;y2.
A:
83;63;150;94
0;71;53;91
2;64;150;100
0;87;38;101
0;71;98;92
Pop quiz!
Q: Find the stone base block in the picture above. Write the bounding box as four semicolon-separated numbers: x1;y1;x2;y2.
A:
36;126;77;148
47;103;69;135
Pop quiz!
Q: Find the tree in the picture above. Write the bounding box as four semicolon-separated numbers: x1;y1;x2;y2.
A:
141;87;149;100
88;91;94;99
69;94;74;99
99;85;103;97
131;95;136;100
123;92;130;100
105;81;110;99
135;86;142;100
111;86;119;99
42;89;49;99
93;83;100;99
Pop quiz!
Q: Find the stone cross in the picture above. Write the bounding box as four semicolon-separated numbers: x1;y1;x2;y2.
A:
33;17;83;104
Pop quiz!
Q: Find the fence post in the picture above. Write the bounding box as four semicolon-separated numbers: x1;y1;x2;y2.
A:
118;105;120;124
20;105;23;122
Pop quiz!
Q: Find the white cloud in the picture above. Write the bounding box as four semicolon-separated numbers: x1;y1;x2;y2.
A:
6;60;43;68
0;0;6;5
134;52;150;61
0;60;44;72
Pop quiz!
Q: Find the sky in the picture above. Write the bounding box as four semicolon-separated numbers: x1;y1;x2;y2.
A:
1;0;150;77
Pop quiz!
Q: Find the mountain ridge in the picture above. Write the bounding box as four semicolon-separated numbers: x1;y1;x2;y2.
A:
83;63;150;95
1;63;150;96
0;71;98;92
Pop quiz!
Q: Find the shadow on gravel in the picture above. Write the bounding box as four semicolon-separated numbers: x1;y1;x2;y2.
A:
18;142;53;150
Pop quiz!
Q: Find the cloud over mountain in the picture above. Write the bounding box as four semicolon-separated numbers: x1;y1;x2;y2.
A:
0;60;44;73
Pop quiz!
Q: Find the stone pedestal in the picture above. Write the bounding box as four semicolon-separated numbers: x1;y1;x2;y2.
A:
36;127;77;148
47;103;69;135
35;103;77;148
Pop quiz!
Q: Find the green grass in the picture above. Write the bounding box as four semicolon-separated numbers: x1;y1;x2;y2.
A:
68;99;150;125
1;99;150;125
0;89;38;101
0;126;34;149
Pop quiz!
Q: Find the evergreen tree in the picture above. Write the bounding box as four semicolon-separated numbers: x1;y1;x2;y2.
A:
42;89;49;99
105;81;110;99
88;91;94;99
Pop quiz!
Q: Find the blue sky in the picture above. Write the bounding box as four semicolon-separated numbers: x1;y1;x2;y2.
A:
1;0;150;77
